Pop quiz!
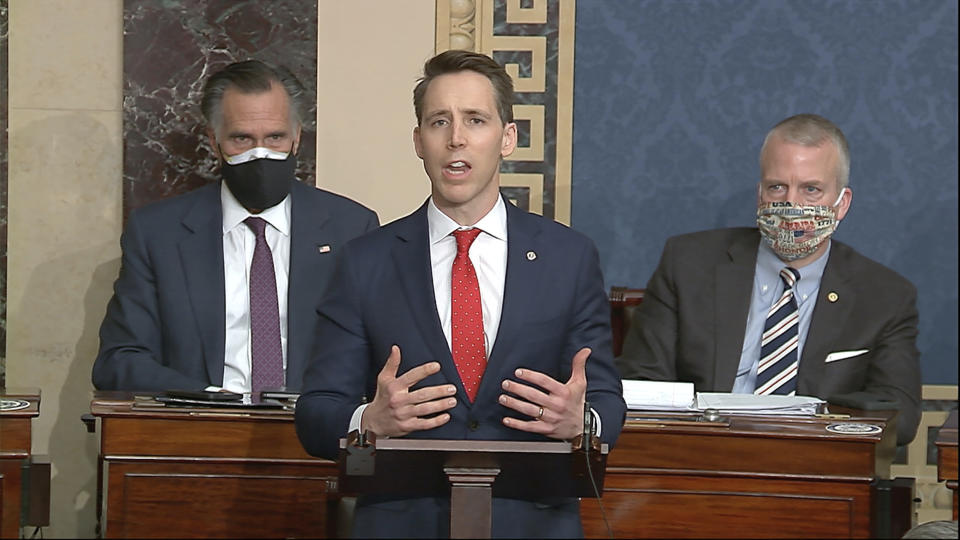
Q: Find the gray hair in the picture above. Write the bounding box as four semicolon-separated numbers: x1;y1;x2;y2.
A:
201;60;306;137
760;113;851;189
902;520;959;539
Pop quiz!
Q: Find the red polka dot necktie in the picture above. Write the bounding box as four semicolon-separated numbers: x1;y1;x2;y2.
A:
451;228;486;402
244;217;284;395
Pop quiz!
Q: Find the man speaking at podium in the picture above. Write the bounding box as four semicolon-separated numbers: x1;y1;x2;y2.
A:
617;114;921;446
296;50;626;537
93;60;378;393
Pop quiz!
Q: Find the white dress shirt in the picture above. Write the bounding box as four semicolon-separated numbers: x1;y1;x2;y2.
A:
211;182;291;393
428;197;509;356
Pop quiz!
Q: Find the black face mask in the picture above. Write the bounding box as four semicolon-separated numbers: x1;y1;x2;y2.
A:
220;147;297;212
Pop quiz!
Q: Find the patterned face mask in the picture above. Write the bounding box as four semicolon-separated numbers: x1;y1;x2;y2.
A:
756;189;846;261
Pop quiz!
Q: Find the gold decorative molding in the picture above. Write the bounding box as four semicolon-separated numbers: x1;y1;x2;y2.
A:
507;104;545;162
554;0;575;225
436;0;477;52
505;0;547;23
436;0;575;224
503;173;544;215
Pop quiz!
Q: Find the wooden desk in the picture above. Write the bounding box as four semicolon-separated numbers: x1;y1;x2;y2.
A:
1;388;41;539
581;410;897;538
90;393;338;538
91;394;899;538
935;409;958;520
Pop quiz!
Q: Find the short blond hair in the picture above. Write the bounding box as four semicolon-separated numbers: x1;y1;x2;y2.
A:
760;114;850;189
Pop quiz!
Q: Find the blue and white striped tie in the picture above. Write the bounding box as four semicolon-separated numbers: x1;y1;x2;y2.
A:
755;267;801;396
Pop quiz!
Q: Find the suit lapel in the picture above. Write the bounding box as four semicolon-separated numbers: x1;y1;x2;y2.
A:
286;181;331;390
178;183;226;386
391;203;461;394
798;242;855;395
713;232;759;391
475;201;542;404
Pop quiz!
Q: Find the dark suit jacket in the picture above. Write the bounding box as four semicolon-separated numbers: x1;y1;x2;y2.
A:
92;180;378;391
617;227;921;445
295;197;626;538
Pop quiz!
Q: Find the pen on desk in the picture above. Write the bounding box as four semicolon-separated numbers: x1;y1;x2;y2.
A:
190;412;252;418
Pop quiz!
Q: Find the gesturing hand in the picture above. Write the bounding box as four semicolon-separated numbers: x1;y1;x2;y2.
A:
361;345;458;437
498;347;591;440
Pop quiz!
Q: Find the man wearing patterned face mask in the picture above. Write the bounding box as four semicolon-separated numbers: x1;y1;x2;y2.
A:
756;185;847;262
618;114;921;445
93;60;379;394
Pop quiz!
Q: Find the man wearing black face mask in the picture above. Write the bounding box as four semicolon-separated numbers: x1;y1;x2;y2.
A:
93;60;379;393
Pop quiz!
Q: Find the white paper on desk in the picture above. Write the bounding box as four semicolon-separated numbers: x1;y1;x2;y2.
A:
622;380;696;410
695;392;824;416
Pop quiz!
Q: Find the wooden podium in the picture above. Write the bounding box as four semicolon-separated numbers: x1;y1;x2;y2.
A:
88;392;338;538
581;409;898;538
337;433;607;538
0;388;41;539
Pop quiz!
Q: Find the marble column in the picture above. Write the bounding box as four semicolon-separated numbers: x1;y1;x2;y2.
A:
123;0;318;217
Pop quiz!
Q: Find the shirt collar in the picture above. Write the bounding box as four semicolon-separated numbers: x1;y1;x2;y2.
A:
427;195;507;245
757;238;831;298
220;181;292;236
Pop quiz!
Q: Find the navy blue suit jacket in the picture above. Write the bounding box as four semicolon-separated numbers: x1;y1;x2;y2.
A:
92;180;378;391
295;197;625;537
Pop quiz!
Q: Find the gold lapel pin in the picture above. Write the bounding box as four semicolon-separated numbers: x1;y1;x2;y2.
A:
827;292;839;303
526;251;537;261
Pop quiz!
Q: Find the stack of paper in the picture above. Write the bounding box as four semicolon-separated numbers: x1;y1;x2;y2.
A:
622;380;696;410
621;381;826;416
695;392;825;416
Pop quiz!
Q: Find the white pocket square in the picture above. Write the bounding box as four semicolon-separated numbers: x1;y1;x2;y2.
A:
825;349;869;363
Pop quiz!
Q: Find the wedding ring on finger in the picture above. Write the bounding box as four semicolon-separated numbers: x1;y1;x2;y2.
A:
537;407;544;420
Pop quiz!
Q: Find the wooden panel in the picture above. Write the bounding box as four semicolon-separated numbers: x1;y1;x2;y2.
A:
578;412;892;538
93;396;339;538
1;390;39;537
611;412;890;480
0;460;23;539
610;430;877;478
101;416;314;460
584;489;854;538
939;445;958;484
104;460;338;538
0;417;31;453
582;473;871;538
0;389;39;454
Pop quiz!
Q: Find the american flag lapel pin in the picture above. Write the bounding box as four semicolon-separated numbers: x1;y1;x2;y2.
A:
318;244;332;254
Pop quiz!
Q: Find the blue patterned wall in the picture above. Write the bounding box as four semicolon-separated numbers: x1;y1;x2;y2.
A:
571;0;958;384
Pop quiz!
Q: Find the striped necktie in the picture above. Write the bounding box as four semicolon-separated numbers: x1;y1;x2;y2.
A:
755;267;801;396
